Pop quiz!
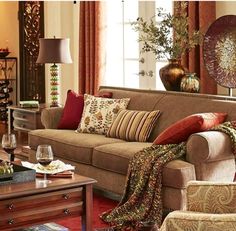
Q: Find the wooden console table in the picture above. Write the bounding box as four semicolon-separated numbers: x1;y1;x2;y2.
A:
0;174;96;231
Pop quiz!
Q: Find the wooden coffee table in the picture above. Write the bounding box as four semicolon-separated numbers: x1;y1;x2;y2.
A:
0;173;96;231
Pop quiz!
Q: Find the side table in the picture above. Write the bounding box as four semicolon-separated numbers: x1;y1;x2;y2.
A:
7;105;45;134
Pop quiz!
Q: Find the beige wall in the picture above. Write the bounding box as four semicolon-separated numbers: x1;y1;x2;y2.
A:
0;1;19;58
0;1;19;101
44;1;79;105
216;1;236;96
1;1;235;103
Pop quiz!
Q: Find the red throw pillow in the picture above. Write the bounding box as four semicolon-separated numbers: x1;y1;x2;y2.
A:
153;112;227;145
57;90;84;129
57;90;113;129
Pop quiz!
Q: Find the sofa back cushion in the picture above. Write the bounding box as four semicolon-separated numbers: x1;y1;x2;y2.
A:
99;86;236;141
106;109;160;142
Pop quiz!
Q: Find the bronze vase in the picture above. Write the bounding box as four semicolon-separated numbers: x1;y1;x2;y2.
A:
159;59;185;91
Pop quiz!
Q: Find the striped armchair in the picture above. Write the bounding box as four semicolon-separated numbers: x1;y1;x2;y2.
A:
160;181;236;231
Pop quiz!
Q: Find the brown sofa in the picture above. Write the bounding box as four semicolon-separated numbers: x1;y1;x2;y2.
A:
26;86;236;211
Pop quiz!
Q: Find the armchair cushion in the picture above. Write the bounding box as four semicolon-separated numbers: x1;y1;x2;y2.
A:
160;181;236;230
187;181;236;213
160;211;236;231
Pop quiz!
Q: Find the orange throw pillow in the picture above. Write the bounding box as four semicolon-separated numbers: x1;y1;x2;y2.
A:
153;112;227;145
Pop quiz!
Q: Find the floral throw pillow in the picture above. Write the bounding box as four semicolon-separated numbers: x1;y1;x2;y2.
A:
77;94;130;135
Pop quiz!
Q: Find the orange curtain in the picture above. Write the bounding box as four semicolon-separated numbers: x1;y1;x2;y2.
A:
79;1;105;95
177;1;217;94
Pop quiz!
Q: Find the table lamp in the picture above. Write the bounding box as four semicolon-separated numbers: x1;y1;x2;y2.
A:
36;37;72;107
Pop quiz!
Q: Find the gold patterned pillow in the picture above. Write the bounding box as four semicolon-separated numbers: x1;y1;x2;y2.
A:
106;109;160;142
77;94;130;135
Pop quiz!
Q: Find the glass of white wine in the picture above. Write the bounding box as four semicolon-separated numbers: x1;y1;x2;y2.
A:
36;144;53;185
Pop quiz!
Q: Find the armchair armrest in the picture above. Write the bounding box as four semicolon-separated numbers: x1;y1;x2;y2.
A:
41;107;64;129
187;181;236;213
186;131;234;164
160;211;236;231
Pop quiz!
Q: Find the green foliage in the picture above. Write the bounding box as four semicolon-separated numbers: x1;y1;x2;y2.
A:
132;2;203;60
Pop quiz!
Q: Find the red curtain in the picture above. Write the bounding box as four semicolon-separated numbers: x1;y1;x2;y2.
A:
79;1;105;95
177;1;217;94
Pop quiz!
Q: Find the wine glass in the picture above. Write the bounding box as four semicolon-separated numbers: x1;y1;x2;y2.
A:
2;133;17;162
36;144;54;185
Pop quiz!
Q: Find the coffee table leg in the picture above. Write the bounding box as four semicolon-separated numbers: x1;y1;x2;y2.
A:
82;184;93;231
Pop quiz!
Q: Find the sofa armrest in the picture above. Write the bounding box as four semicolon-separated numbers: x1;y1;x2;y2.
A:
186;181;236;213
41;107;64;129
160;211;236;231
186;131;234;164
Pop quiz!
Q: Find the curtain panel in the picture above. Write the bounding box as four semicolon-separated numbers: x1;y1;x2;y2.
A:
176;1;217;94
79;1;105;95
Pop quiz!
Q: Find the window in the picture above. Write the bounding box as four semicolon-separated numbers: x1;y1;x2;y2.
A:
104;0;173;90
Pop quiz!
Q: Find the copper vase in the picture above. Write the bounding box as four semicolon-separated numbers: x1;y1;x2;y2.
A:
159;59;185;91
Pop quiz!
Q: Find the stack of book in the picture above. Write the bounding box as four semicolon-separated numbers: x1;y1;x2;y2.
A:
19;100;39;108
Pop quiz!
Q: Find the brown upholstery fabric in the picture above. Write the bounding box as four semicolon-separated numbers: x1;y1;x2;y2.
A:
194;159;235;182
99;86;236;142
162;187;187;210
162;160;196;189
41;107;63;129
92;142;152;174
187;131;233;163
28;86;236;212
93;143;195;189
29;129;125;164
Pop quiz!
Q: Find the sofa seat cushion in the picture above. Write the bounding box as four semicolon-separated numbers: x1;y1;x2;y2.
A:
93;143;196;188
29;129;126;164
93;142;152;175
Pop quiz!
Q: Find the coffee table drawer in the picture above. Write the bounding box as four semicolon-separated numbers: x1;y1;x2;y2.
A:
0;202;83;230
0;187;82;213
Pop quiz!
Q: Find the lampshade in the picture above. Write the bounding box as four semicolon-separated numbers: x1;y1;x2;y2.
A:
36;38;72;64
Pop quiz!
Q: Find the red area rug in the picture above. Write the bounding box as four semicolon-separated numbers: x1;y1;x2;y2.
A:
57;193;118;231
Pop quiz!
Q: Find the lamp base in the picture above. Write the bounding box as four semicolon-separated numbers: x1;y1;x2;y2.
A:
50;64;59;107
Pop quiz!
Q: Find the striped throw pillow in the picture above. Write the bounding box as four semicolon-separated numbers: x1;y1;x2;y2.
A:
106;109;160;142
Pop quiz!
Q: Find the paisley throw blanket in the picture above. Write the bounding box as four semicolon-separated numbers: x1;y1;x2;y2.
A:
101;121;236;230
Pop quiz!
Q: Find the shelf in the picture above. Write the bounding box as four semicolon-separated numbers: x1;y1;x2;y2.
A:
0;79;16;81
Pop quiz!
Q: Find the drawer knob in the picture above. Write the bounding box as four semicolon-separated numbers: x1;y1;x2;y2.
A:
63;208;70;215
8;204;14;210
63;194;69;200
8;219;14;225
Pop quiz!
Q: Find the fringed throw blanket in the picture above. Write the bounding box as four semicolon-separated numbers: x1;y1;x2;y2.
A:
101;121;236;230
101;142;186;230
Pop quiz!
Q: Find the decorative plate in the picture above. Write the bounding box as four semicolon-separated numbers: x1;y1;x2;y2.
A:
203;15;236;88
22;160;75;175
